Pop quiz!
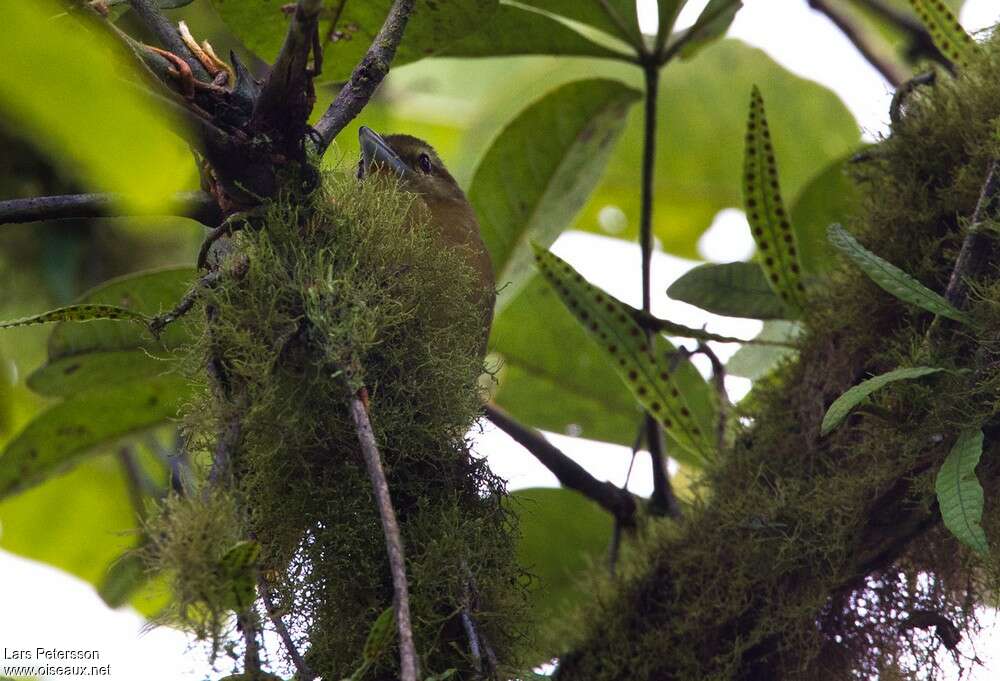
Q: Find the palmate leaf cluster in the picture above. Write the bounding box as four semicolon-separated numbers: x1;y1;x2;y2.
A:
0;0;989;679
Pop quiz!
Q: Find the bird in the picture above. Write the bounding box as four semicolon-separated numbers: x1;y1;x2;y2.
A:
357;126;495;346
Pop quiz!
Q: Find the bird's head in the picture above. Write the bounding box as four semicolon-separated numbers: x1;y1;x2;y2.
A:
357;126;466;206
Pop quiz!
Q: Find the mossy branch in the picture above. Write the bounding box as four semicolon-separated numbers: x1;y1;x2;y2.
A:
350;389;419;681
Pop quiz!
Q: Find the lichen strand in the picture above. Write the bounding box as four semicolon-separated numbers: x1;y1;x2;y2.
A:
150;172;527;679
557;32;1000;681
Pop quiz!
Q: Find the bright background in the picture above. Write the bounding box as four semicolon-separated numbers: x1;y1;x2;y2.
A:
1;1;999;679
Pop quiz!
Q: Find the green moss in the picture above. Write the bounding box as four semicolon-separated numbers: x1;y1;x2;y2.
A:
147;171;527;679
558;32;1000;681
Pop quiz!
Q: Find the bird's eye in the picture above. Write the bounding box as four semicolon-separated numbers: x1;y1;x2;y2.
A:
417;153;433;174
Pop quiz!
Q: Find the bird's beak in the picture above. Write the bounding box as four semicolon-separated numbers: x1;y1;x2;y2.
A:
358;126;409;179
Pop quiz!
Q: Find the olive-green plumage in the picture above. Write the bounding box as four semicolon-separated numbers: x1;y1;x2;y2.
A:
359;126;495;348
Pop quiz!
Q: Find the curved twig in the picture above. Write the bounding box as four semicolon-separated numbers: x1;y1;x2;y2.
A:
0;191;221;227
313;0;416;153
350;388;419;681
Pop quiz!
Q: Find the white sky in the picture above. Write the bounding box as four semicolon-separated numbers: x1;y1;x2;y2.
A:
2;1;998;679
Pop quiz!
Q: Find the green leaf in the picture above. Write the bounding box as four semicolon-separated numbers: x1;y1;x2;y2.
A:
99;550;148;609
218;540;261;611
212;0;498;83
512;487;612;628
572;40;861;257
533;246;716;462
0;304;148;330
908;0;978;68
471;79;640;310
671;0;743;60
820;366;945;436
363;606;396;661
667;261;790;320
655;1;685;54
442;4;628;59
0;1;192;211
743;86;808;313
789;153;862;276
935;427;989;555
516;0;642;47
827;224;971;324
0;376;189;500
28;351;176;398
726;321;800;380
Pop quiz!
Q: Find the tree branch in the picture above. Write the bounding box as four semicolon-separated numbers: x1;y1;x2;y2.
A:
943;159;1000;308
258;571;317;681
127;0;209;81
313;0;416;153
484;403;637;524
808;0;908;87
251;0;324;148
0;192;221;227
350;389;419;681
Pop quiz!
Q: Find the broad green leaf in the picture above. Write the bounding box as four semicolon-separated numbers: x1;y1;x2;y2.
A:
0;376;188;500
490;276;644;445
0;1;192;211
726;320;800;381
442;4;627;59
573;40;861;257
516;0;642;48
218;540;261;611
908;0;977;68
827;224;971;324
533;247;715;462
655;1;685;54
789;154;862;276
363;606;396;661
28;351;176;398
512;487;612;629
46;267;195;363
935;427;988;555
743;86;807;313
471;79;640;310
821;366;945;436
671;0;743;60
667;261;790;320
212;0;497;83
0;304;148;330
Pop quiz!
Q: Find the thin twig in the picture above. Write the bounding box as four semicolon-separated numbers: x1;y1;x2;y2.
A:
943;159;1000;308
634;310;797;347
889;70;936;127
696;341;731;452
350;388;419;681
127;0;210;81
258;571;318;680
0;192;221;227
608;424;645;574
808;0;908;87
485;403;637;524
149;270;222;337
314;0;416;153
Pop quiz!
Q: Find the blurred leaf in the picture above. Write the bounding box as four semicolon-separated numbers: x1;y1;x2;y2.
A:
28;351;177;398
0;376;188;500
672;0;742;60
572;40;860;258
442;4;627;59
512;487;612;633
936;427;988;555
827;224;970;324
212;0;497;82
99;550;148;608
742;86;807;313
516;0;641;47
533;247;716;463
667;261;789;320
726;320;800;380
45;267;195;363
0;1;192;211
0;304;149;330
789;153;862;276
655;0;685;54
470;79;640;309
490;275;642;445
821;366;944;436
363;606;396;662
218;540;260;611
